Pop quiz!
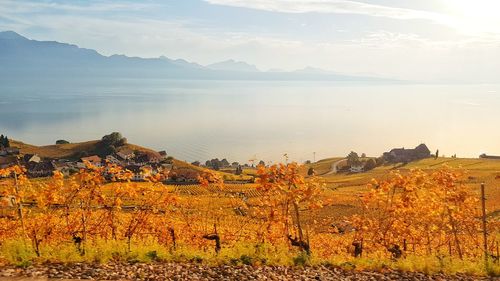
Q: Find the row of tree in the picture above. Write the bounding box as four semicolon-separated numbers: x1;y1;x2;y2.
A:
346;151;381;171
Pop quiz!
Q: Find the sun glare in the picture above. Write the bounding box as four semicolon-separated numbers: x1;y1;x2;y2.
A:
444;0;500;34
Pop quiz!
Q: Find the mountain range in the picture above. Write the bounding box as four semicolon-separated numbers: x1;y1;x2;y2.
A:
0;31;388;82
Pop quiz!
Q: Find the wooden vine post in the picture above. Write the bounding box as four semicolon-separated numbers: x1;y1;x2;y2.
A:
480;183;488;270
13;170;27;247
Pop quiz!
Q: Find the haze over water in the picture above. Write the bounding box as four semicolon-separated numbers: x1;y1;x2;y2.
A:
1;80;499;163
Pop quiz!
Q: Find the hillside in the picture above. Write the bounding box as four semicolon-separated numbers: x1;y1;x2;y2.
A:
10;139;160;160
311;156;500;214
9;139;252;181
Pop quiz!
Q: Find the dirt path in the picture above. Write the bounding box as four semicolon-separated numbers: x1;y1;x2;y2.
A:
0;262;490;281
325;158;346;175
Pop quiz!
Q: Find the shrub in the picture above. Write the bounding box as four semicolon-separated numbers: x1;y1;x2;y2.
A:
364;158;377;171
240;254;253;265
293;252;310;266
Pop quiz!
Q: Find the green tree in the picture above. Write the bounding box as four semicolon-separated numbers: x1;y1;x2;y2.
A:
347;151;360;167
364;158;377;171
3;136;9;148
375;157;385;166
307;167;315;176
101;132;124;146
56;140;69;145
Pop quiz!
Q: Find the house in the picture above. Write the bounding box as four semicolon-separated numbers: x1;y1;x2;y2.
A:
116;149;135;161
158;151;167;159
78;155;102;168
23;154;41;164
383;144;431;163
105;155;121;165
52;161;76;177
134;152;162;166
125;165;156;181
479;154;500;160
169;168;199;183
0;156;17;169
26;161;55;178
161;163;173;170
0;147;19;156
349;165;364;173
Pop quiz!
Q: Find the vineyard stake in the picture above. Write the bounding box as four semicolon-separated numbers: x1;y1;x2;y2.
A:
480;182;488;270
13;171;27;248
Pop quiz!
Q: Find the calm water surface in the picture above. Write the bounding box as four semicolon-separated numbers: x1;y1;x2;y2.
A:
0;79;499;163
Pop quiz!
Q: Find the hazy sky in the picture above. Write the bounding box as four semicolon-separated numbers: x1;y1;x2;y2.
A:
1;0;500;82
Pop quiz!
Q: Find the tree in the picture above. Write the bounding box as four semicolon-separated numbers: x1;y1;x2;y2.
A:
258;160;266;167
235;165;243;175
221;158;230;168
347;151;360;167
361;153;366;158
256;163;325;255
101;132;126;147
363;158;376;171
98;132;127;157
191;161;201;166
435;149;439;159
375;157;385;166
307;167;315;176
0;135;10;148
56;140;69;145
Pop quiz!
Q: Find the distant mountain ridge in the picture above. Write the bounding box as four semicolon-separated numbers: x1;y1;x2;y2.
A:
207;59;259;72
0;31;390;82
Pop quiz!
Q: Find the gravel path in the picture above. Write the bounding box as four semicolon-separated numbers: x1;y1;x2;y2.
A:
0;262;494;281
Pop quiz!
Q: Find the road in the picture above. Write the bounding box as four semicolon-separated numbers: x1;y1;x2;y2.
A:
325;158;346;175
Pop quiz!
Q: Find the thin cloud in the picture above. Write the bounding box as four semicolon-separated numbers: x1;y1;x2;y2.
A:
0;0;153;13
204;0;452;22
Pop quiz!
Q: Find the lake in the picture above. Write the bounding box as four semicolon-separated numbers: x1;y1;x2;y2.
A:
0;79;499;163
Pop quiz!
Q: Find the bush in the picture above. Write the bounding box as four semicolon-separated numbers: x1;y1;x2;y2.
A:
364;158;377;171
375;157;385;166
307;167;315;176
56;139;69;145
293;252;310;266
145;250;159;261
240;254;253;265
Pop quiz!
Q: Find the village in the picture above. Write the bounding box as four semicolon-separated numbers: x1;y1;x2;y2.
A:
0;134;207;183
0;131;438;184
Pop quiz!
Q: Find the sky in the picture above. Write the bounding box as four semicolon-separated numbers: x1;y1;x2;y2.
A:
1;0;500;82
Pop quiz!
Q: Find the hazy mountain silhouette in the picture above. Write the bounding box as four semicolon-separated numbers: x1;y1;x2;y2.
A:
207;59;259;72
0;31;389;82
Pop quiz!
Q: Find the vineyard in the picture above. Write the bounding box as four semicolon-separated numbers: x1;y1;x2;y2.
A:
0;163;499;276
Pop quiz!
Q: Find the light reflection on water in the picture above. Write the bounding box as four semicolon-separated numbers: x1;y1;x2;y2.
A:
0;79;499;163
